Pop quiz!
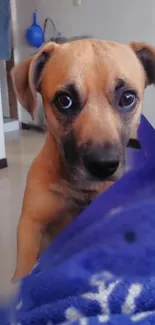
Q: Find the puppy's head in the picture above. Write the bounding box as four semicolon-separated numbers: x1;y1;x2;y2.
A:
11;39;155;186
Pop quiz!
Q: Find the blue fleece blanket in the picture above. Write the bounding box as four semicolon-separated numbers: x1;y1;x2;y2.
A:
2;115;155;325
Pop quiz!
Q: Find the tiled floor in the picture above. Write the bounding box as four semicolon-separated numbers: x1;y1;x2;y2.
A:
0;130;45;299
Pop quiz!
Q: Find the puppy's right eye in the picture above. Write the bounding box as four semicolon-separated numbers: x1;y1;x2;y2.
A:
55;94;73;110
54;92;74;113
53;84;82;117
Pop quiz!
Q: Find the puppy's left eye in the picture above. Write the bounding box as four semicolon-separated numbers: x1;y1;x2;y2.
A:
118;90;137;111
54;93;73;111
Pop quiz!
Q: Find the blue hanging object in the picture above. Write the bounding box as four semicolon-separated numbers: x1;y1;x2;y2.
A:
25;11;44;48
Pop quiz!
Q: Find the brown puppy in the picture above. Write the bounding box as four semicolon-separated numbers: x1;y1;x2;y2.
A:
11;39;155;281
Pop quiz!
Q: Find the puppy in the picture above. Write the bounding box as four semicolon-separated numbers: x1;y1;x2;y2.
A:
11;39;154;280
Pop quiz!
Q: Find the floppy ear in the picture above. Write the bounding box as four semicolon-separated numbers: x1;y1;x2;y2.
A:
11;42;57;119
130;42;155;86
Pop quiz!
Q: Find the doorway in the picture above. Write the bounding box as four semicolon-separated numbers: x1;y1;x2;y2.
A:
1;48;19;132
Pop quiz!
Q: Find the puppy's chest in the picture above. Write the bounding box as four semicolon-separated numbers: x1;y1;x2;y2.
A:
41;189;94;251
42;181;110;252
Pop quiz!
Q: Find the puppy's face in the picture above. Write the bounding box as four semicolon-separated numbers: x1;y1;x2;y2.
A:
11;39;154;187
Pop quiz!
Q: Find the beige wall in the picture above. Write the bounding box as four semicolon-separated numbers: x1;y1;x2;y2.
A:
13;0;155;126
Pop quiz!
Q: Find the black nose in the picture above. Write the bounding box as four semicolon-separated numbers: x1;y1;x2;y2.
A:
83;150;119;180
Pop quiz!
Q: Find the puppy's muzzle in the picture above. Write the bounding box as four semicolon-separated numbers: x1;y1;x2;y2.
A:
83;145;120;180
